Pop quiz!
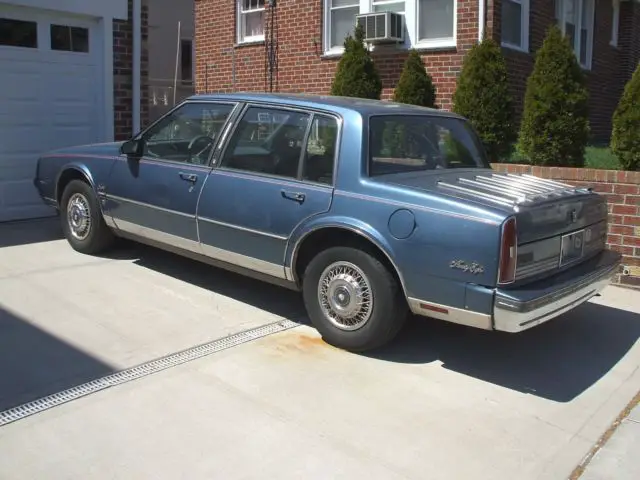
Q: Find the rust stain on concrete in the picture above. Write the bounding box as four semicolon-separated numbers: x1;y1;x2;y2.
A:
262;329;336;356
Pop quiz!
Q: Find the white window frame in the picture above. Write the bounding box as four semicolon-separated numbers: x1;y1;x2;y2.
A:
500;0;530;53
611;0;620;47
236;0;265;45
554;0;595;69
322;0;457;56
372;0;406;12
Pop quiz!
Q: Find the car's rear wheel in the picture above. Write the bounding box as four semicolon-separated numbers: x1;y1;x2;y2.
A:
302;246;407;352
60;180;114;255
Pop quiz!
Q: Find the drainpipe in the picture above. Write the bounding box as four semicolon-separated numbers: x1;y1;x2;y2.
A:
132;0;142;135
478;0;485;42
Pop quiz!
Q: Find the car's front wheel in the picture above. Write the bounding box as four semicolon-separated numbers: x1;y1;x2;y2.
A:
60;180;114;255
302;246;408;352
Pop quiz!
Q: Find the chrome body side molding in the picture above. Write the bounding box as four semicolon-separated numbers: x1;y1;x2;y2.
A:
114;219;288;280
407;298;493;330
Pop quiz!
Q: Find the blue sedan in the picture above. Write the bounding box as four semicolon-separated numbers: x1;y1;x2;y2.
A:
34;93;621;351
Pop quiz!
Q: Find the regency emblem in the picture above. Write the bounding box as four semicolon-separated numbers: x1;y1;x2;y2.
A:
450;260;485;275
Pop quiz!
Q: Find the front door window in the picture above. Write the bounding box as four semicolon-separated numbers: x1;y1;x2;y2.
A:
142;102;236;165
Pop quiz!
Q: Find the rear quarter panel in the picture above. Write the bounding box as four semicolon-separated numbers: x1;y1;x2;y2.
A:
287;185;505;313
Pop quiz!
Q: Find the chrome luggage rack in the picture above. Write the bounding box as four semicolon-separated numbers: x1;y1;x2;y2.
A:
438;173;593;208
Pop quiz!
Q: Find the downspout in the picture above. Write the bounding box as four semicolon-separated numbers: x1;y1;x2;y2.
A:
478;0;485;42
132;0;142;135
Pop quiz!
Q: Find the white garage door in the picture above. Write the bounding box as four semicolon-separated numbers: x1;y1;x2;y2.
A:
0;8;103;222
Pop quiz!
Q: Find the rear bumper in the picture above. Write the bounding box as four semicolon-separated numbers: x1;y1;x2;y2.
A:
493;249;622;333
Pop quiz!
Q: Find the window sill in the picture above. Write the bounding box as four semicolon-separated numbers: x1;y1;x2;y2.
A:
235;39;265;48
501;42;529;54
321;49;344;59
609;41;619;49
412;39;456;51
322;40;456;58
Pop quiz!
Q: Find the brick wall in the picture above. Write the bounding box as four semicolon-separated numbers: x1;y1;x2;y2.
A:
195;0;478;110
492;163;640;288
113;0;150;140
494;0;628;143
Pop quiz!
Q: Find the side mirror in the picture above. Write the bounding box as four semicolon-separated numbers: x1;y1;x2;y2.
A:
121;139;142;156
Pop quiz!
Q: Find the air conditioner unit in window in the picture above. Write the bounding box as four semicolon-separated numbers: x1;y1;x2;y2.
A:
355;11;404;44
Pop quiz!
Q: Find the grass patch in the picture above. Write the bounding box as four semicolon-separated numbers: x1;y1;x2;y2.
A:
499;145;623;170
584;146;622;170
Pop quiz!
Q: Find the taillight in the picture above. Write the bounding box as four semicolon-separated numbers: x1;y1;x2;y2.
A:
498;217;517;285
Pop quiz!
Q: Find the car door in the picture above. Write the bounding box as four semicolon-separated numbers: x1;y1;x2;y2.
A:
105;101;238;252
196;104;339;279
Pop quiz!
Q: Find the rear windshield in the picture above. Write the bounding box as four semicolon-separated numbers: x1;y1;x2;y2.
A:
368;114;490;176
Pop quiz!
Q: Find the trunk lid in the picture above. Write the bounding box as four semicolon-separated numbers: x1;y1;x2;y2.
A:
384;169;609;285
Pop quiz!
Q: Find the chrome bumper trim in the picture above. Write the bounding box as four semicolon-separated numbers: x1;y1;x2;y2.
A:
493;255;620;333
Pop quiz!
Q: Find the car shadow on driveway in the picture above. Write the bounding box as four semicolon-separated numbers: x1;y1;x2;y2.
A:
366;303;640;403
109;242;308;323
0;305;115;412
0;217;62;248
113;242;640;404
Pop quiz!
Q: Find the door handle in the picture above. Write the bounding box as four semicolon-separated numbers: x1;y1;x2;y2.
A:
281;190;305;203
179;172;198;183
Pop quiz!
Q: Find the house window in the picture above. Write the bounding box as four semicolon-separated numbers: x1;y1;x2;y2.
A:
50;25;89;52
327;1;360;51
237;0;265;44
0;18;37;48
181;39;193;84
323;0;456;54
554;0;595;68
417;0;455;45
611;0;620;47
501;0;529;51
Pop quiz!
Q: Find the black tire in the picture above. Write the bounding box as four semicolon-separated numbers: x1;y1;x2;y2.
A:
60;179;115;255
302;246;408;352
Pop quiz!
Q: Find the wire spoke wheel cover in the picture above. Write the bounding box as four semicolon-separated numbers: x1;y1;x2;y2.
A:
66;193;92;241
318;261;373;331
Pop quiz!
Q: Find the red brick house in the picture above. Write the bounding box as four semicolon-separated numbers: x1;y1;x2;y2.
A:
194;0;640;143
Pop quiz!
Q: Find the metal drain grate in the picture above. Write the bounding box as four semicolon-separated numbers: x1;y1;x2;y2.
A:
0;319;300;427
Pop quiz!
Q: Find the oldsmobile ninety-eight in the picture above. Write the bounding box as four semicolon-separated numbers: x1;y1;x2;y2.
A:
33;93;621;351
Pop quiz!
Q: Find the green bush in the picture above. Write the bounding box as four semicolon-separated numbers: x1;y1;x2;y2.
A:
518;25;590;167
611;63;640;171
393;49;436;107
330;24;382;99
452;37;515;161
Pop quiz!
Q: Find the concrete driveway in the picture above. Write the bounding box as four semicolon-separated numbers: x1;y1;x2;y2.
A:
0;218;639;479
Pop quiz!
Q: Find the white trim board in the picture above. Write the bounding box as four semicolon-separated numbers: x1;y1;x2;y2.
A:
0;0;128;20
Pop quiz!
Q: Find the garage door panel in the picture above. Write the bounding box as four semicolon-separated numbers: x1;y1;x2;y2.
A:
1;162;39;183
0;75;42;103
0;127;45;155
0;101;43;117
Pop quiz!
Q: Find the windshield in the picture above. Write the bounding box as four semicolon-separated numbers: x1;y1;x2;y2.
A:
368;114;490;176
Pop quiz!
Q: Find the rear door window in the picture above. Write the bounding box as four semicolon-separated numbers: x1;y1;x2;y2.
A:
220;106;311;180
